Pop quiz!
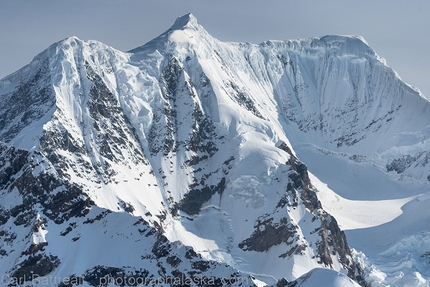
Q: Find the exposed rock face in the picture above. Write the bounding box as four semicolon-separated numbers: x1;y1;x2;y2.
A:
0;142;93;285
0;143;92;227
8;13;425;287
237;141;357;279
0;59;55;143
239;214;298;253
284;142;356;278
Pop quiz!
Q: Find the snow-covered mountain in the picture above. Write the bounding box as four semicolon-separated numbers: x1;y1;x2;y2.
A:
1;13;429;287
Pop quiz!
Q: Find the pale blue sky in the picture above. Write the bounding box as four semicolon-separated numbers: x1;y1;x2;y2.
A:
1;0;429;97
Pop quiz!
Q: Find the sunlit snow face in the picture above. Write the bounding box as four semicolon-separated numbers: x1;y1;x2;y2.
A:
1;12;430;287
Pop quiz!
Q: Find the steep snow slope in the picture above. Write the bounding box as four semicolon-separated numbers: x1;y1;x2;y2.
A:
129;15;430;286
0;14;360;287
299;147;430;286
1;13;430;287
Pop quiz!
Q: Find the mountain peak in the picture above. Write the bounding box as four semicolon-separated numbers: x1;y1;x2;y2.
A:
128;13;207;54
171;13;198;30
2;14;430;287
312;35;376;58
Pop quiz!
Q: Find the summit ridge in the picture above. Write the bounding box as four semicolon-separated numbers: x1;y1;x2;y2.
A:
0;14;430;287
171;12;199;30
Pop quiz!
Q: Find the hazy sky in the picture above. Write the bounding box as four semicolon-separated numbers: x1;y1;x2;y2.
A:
1;0;429;97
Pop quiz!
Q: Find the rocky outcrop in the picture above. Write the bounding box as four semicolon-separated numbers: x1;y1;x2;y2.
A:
239;214;298;252
0;14;381;286
0;59;55;143
277;141;357;279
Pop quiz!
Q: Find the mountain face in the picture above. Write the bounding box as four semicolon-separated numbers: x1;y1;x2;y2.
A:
1;13;430;287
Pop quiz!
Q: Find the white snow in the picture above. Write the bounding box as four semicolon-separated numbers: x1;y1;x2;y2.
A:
32;214;48;245
293;268;361;287
2;13;430;287
309;173;418;230
295;143;430;286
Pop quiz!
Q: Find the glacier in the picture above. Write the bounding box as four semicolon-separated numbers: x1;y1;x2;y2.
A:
0;13;430;286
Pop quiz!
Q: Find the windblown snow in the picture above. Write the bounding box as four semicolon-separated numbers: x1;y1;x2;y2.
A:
1;13;430;287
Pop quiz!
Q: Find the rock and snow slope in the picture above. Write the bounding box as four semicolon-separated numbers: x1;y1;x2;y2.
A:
0;13;430;286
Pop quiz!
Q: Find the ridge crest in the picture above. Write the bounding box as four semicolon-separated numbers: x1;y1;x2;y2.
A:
170;13;198;30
